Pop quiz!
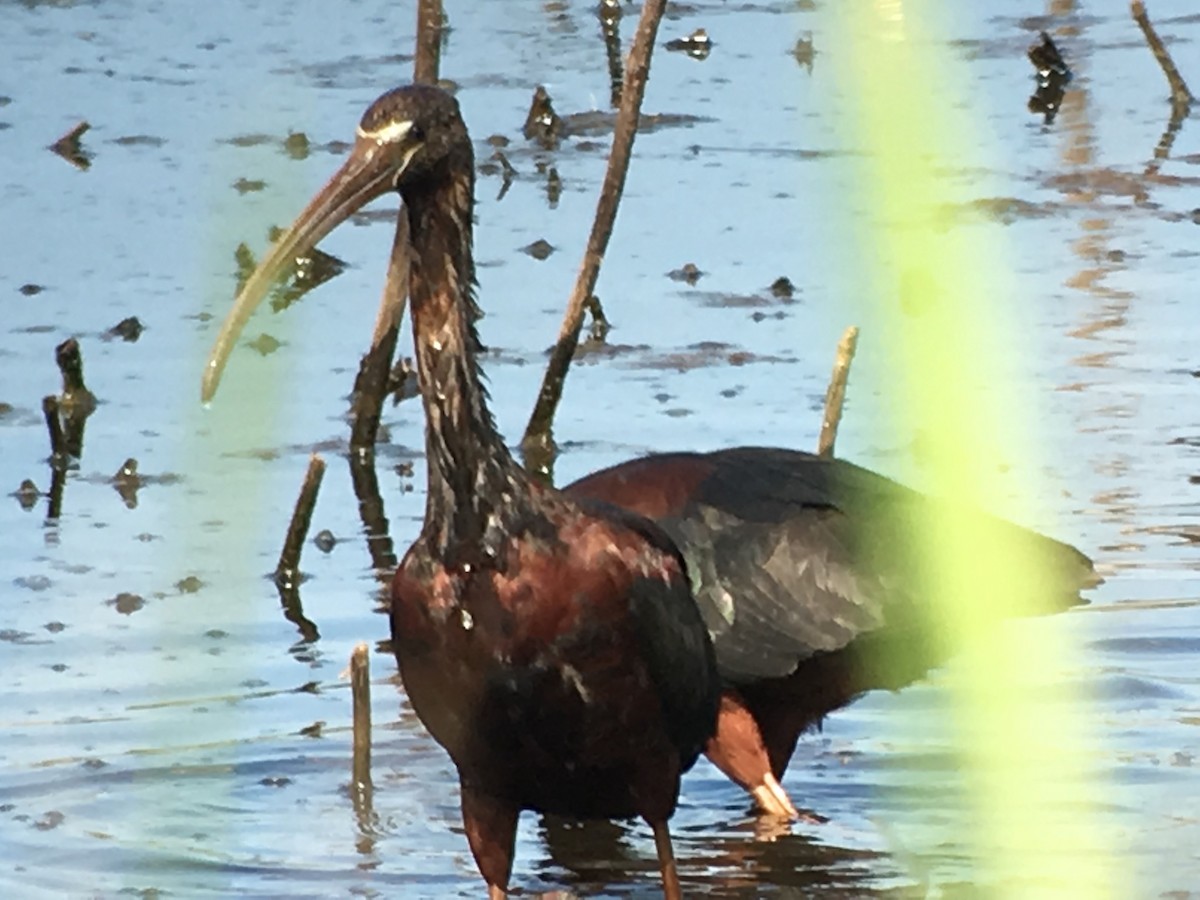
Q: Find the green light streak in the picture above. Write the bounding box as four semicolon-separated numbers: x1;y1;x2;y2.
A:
829;3;1121;895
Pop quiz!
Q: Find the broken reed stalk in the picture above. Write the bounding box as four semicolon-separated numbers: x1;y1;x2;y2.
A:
350;642;372;789
55;338;96;458
599;0;625;107
276;579;320;643
42;396;68;523
349;211;411;452
1131;1;1195;112
413;0;444;86
275;453;326;585
46;465;67;523
41;396;65;462
520;0;669;456
348;454;399;576
817;325;859;459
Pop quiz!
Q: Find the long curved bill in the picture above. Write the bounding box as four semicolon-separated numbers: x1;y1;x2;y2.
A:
201;126;418;403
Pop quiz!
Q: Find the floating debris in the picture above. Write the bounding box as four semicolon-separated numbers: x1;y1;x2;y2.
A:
248;333;283;356
522;85;564;148
14;479;39;511
1027;32;1071;125
793;33;816;72
112;458;141;509
667;262;704;285
233;177;266;194
33;811;65;831
106;592;145;615
313;529;337;553
770;276;796;300
106;316;144;342
665;28;712;61
283;131;310;160
522;239;555;260
176;575;204;594
18;283;43;296
50;121;92;170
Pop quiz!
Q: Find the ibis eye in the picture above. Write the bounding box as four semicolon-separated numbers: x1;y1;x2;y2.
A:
410;123;426;142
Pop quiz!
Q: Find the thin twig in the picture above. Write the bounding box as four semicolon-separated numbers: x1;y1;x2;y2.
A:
413;0;444;86
46;464;66;523
520;0;669;461
350;643;372;790
276;580;320;643
348;453;399;577
42;396;65;462
349;211;411;453
55;338;96;458
1131;1;1195;114
817;326;859;459
42;396;67;523
599;0;625;107
275;454;326;586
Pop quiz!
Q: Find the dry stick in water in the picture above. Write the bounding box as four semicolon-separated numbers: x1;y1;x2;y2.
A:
55;338;96;458
349;212;411;452
41;396;65;462
1131;1;1195;111
275;453;326;586
599;0;625;107
346;215;407;591
521;0;669;458
817;325;860;459
413;0;445;86
42;396;67;522
349;454;399;577
346;0;441;453
350;643;372;791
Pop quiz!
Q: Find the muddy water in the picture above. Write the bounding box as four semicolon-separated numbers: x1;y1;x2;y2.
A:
2;1;1198;897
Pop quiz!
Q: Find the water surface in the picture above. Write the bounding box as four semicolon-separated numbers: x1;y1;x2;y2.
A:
2;1;1198;896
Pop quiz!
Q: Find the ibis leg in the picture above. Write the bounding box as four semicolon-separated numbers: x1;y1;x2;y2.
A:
461;783;518;898
649;818;682;900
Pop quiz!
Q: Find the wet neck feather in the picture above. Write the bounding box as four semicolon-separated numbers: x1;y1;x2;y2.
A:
404;173;533;562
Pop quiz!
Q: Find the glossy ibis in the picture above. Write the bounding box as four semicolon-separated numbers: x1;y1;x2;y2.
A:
200;84;1100;838
567;447;1100;819
202;84;720;899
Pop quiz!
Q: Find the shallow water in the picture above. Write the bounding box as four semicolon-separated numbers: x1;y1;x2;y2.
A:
2;1;1199;897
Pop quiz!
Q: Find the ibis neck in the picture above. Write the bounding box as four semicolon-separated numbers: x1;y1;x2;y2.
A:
403;175;532;564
